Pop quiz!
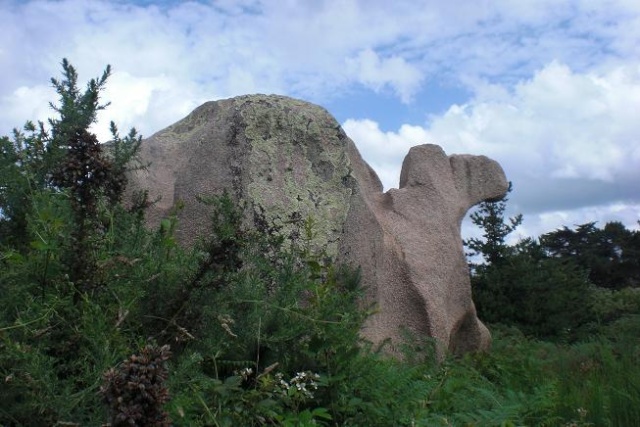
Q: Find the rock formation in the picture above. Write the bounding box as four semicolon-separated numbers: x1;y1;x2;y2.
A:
130;94;508;355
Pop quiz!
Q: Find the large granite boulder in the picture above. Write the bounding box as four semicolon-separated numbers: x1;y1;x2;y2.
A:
130;94;508;355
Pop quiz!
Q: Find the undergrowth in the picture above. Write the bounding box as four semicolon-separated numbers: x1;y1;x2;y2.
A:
1;60;639;426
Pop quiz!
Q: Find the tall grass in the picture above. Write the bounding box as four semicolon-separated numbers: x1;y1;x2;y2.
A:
551;338;640;426
450;325;640;427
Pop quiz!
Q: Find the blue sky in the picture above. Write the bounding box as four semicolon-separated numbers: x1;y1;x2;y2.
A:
1;0;639;240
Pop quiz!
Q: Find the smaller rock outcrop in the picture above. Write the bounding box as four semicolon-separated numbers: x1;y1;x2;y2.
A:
341;144;508;355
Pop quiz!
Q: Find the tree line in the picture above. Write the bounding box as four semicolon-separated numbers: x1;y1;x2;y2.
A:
466;187;640;341
1;59;638;426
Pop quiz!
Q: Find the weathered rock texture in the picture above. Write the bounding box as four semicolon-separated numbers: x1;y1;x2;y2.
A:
131;94;508;355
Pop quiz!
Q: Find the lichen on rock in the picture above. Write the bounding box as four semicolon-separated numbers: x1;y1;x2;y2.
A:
239;95;353;255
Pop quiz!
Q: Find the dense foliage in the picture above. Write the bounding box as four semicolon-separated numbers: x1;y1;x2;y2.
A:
1;61;639;426
466;186;640;342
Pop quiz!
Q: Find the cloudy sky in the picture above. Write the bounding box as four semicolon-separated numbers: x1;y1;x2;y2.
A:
2;0;639;241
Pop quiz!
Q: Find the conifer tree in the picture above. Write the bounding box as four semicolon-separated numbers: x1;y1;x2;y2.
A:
465;183;593;340
465;182;522;267
541;221;640;289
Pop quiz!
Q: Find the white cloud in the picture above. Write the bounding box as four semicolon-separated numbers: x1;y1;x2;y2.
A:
4;0;637;135
345;49;423;103
343;61;640;237
1;85;56;133
429;62;640;185
96;71;210;141
342;119;419;188
1;0;639;238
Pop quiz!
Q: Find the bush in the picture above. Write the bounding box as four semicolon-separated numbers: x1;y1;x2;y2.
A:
2;59;640;427
472;243;593;341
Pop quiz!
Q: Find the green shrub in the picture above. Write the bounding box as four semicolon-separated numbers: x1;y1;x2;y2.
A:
2;59;640;427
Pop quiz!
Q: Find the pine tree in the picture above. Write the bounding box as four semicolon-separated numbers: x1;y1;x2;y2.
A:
541;221;640;289
465;182;522;267
464;183;593;340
